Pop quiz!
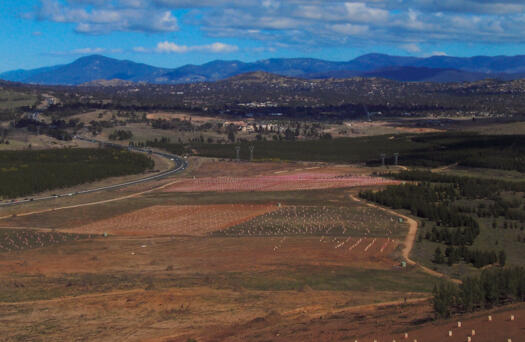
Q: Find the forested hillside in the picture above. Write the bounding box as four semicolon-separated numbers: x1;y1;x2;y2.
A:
0;148;154;198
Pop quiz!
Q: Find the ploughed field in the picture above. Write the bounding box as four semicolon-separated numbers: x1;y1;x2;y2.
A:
163;172;398;192
67;204;278;236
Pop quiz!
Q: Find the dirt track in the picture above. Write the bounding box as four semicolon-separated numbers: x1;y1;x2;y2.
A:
350;194;458;282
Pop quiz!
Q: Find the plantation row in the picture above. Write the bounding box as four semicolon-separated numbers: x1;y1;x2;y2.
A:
0;229;94;252
433;267;525;318
212;205;406;237
0;148;154;198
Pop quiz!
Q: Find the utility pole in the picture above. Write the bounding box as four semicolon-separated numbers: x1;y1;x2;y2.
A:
235;146;241;162
380;153;386;167
394;153;399;166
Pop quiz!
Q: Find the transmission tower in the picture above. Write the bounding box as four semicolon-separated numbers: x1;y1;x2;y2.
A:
249;145;254;161
380;153;386;167
363;104;371;121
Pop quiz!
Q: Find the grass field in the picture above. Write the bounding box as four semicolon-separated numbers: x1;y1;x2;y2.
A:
0;89;37;111
0;228;94;252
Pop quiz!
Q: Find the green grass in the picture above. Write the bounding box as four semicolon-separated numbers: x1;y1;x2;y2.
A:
218;266;435;293
0;266;434;303
441;167;525;182
0;229;95;252
412;214;525;279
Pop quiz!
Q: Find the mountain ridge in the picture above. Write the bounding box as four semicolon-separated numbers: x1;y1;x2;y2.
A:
3;53;525;85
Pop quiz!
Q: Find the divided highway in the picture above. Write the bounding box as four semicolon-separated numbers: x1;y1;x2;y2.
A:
0;137;187;207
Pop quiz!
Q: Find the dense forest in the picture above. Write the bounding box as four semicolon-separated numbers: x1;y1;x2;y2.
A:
0;148;154;198
433;267;525;318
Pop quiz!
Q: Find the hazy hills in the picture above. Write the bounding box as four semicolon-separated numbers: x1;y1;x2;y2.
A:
3;53;525;85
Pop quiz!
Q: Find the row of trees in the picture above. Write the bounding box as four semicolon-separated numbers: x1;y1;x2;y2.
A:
433;267;525;318
108;130;133;141
433;246;506;268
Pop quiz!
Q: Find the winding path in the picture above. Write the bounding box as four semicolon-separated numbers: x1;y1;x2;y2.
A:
350;194;459;282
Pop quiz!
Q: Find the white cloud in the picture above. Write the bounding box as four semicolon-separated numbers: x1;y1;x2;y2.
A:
36;0;178;34
154;41;239;53
31;0;525;50
330;24;369;36
401;43;422;53
48;47;123;56
344;2;389;22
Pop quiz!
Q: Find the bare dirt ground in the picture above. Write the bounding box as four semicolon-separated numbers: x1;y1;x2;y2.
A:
145;112;221;123
184;301;525;342
164;163;397;192
0;233;431;342
185;160;376;178
0;234;404;277
67;204;278;236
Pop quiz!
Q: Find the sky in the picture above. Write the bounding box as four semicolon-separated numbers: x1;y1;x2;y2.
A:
2;0;525;72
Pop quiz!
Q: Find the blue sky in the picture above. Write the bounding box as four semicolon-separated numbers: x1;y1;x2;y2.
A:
2;0;525;72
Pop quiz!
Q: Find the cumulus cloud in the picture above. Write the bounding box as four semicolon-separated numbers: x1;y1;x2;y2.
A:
31;0;525;50
137;41;239;53
35;0;178;34
401;43;422;53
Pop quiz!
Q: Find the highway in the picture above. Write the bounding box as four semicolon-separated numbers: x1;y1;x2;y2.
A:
0;137;188;207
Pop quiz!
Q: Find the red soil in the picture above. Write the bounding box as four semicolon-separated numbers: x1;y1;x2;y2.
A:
164;173;398;193
65;204;278;236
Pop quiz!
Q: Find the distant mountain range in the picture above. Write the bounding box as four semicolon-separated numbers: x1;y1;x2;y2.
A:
3;54;525;85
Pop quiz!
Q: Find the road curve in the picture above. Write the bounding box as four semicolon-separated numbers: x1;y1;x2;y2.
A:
0;137;188;208
350;194;460;283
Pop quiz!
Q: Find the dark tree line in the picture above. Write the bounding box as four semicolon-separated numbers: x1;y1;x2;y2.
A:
426;226;479;246
109;130;133;141
433;246;506;268
15;118;78;141
385;170;525;197
0;148;154;198
433;267;525;318
359;184;479;231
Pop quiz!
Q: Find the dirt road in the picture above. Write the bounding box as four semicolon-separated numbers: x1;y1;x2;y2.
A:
350;194;459;282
